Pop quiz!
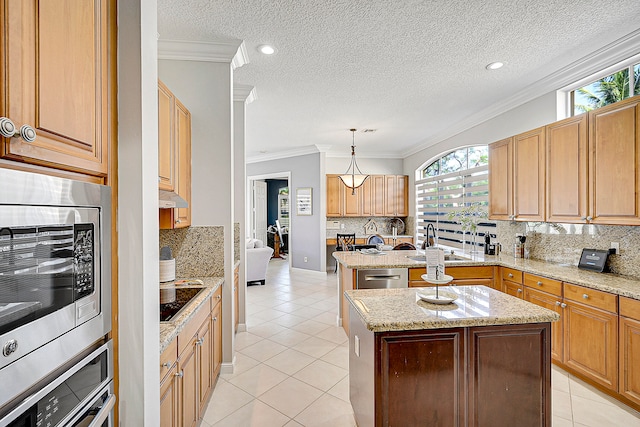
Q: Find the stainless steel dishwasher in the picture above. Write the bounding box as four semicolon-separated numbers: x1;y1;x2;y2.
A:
356;268;408;289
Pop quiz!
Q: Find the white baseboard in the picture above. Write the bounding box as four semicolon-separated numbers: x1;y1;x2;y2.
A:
220;355;236;375
290;267;327;278
237;323;247;333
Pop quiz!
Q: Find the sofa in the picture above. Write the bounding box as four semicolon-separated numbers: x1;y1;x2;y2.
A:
246;238;274;285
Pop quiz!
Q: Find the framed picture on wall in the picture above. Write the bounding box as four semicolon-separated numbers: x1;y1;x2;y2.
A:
296;187;312;215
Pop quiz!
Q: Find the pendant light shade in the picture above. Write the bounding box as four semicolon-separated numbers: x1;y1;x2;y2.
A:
339;129;369;195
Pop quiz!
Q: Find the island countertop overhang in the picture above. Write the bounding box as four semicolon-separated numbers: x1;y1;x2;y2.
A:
345;285;560;332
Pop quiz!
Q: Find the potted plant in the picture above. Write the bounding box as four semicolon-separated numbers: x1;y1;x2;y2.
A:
447;204;488;255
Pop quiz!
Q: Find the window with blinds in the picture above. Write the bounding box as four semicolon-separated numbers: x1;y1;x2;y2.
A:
415;146;495;252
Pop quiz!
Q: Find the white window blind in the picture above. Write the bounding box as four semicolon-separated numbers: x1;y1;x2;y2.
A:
416;164;495;252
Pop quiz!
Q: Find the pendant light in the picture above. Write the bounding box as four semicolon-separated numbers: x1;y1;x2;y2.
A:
339;129;369;195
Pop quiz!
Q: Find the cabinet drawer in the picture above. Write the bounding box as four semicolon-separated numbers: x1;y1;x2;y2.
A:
448;266;494;279
450;278;494;287
210;286;222;311
524;273;562;296
564;283;617;313
160;338;178;382
620;297;640;320
501;267;523;284
178;297;212;356
409;268;426;282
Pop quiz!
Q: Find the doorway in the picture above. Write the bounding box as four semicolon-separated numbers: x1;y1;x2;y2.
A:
247;172;291;268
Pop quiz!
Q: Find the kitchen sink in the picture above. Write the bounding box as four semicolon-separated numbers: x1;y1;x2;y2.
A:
160;287;206;322
406;253;470;262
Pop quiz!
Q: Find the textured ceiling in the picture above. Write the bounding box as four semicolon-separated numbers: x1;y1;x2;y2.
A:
158;0;640;160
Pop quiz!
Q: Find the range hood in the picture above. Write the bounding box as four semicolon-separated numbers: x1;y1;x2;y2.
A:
159;189;188;208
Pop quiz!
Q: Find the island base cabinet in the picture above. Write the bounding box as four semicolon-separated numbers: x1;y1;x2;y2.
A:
349;305;552;427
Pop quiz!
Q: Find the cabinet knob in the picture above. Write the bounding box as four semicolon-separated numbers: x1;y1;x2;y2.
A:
561;303;567;308
213;317;218;322
586;216;593;221
175;219;182;224
508;273;513;278
0;117;16;138
19;124;36;143
517;288;522;293
197;337;205;345
580;216;587;220
162;361;172;368
217;295;221;300
537;281;543;286
582;293;589;299
555;301;561;306
175;371;184;378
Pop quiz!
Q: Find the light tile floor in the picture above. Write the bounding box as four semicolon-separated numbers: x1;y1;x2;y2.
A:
201;259;640;426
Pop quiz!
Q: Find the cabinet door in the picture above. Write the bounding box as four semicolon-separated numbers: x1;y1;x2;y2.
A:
620;315;640;406
524;287;563;362
212;301;223;380
371;175;386;216
179;344;198;427
488;138;513;220
160;364;179;427
343;185;361;216
563;300;618;391
589;97;640;225
158;80;176;191
546;114;588;223
326;175;343;216
396;176;408;216
1;0;113;176
384;175;398;216
174;98;191;227
360;177;373;216
503;281;523;299
513;127;545;221
197;319;213;416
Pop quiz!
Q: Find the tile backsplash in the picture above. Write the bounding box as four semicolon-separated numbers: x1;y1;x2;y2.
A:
326;216;414;237
159;226;224;278
496;221;640;277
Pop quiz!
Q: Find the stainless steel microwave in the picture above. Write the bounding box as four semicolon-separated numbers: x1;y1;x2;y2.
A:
0;169;111;411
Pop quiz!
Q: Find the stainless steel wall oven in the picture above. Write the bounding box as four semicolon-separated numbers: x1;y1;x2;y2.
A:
0;169;111;412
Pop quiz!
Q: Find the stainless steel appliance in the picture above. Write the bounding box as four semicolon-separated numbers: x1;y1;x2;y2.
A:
0;169;111;410
0;340;115;426
356;268;408;289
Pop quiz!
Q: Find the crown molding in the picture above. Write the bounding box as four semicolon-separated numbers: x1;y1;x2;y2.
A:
247;146;322;164
402;28;640;158
314;144;333;153
158;39;250;69
326;149;403;159
234;84;257;104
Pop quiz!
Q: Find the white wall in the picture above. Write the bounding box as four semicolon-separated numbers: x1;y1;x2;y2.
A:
233;98;247;331
403;92;558;214
247;153;325;272
117;0;160;424
325;157;404;175
158;59;236;369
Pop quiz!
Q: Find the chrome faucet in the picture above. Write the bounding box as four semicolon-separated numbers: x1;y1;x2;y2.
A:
425;223;436;248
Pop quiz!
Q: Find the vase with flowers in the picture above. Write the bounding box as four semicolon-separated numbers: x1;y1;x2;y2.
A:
447;204;488;258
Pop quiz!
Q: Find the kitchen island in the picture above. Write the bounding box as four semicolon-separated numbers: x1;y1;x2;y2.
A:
345;286;559;426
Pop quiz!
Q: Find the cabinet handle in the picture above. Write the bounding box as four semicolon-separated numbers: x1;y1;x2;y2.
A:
162;361;172;368
537;281;543;286
198;337;205;345
0;117;16;138
19;124;36;142
561;303;567;308
508;273;513;278
175;371;184;378
582;293;589;299
586;216;593;221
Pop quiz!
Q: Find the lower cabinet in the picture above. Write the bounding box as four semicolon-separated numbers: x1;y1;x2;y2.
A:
179;340;199;427
212;291;223;380
160;360;179;427
620;297;640;406
524;287;563;362
408;266;495;288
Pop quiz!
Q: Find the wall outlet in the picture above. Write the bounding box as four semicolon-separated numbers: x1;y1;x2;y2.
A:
611;242;620;254
341;223;345;229
326;220;340;230
304;256;308;262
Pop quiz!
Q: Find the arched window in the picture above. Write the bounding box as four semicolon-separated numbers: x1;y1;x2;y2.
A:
415;146;495;254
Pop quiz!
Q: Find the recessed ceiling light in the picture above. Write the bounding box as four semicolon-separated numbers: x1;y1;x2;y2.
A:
486;61;504;70
257;44;276;55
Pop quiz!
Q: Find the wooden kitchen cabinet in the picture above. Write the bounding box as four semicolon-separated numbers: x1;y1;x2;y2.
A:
488;138;513;220
159;82;192;229
179;340;198;427
196;318;213;417
409;266;494;288
0;0;115;176
160;339;179;427
513;127;546;221
563;283;618;391
588;96;640;225
211;293;223;380
326;174;407;217
524;287;564;362
546;114;589;223
619;297;640;406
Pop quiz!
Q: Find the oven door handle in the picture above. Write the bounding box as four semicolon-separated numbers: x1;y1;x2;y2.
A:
86;393;116;427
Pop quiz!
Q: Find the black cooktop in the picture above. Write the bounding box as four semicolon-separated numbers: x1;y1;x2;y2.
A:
160;288;204;322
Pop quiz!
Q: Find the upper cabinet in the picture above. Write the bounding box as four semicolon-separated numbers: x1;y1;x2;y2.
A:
0;0;115;177
159;80;192;229
488;128;545;221
546;114;588;223
589;97;640;225
326;174;408;217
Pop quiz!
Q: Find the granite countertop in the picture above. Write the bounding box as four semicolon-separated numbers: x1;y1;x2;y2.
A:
326;234;413;241
159;276;224;353
334;250;640;301
345;286;560;332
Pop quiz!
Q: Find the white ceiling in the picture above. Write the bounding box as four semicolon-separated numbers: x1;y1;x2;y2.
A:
157;0;640;160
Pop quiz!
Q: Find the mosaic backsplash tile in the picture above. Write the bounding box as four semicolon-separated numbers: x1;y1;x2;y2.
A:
159;226;224;278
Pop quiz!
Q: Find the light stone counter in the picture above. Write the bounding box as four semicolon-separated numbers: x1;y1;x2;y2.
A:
334;250;640;301
159;276;224;353
345;285;560;332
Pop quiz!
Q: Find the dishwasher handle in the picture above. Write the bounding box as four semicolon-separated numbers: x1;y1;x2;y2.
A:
364;275;402;280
